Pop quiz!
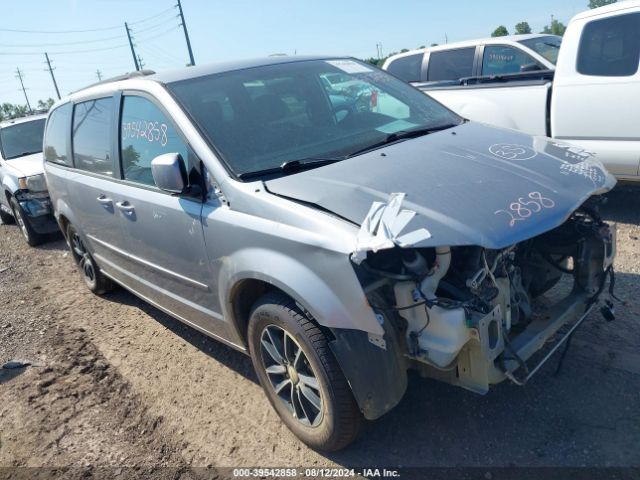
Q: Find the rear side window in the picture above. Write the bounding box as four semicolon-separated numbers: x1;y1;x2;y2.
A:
577;12;640;77
427;48;476;81
72;98;114;175
386;53;423;82
482;45;541;75
120;96;189;187
44;103;72;166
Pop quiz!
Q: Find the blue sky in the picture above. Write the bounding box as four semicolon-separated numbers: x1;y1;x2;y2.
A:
1;0;587;106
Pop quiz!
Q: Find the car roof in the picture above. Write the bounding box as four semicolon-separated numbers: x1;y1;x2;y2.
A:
55;55;351;107
571;0;640;21
384;34;558;62
149;55;346;84
64;55;348;100
0;113;47;129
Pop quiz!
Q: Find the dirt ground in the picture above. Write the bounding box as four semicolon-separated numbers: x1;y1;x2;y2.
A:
0;186;639;477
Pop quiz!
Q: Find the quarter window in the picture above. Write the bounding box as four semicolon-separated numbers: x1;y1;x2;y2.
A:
386;53;424;82
482;46;541;75
120;96;189;187
72;98;114;175
44;103;72;166
577;12;640;77
427;48;476;81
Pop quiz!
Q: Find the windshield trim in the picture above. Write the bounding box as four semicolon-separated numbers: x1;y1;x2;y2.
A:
517;36;562;65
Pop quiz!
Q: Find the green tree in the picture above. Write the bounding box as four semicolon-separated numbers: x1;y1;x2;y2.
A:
491;25;509;37
7;104;28;117
541;19;567;36
37;98;55;111
515;21;532;34
589;0;616;8
363;57;382;66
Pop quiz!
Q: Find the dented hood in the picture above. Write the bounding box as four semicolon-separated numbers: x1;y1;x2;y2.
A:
266;122;615;249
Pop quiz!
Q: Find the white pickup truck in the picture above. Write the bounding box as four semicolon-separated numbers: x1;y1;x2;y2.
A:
416;1;640;181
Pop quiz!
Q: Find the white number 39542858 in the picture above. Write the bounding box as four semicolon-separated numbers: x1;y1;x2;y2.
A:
494;191;555;227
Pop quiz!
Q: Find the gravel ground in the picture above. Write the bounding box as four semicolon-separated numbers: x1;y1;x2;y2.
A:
0;186;638;477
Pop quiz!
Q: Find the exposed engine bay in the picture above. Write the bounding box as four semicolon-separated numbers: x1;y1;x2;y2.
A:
357;197;616;393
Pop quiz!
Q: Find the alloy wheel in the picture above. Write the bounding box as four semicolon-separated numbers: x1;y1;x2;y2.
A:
71;232;95;284
260;325;324;427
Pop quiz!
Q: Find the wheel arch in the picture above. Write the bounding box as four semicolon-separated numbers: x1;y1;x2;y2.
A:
51;197;79;242
219;248;383;348
221;252;408;421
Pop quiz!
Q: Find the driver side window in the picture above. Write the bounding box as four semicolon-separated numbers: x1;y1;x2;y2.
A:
120;96;189;187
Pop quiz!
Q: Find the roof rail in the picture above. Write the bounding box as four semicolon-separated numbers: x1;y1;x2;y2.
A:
72;69;156;94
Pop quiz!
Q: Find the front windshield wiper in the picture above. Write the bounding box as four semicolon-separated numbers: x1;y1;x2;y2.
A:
237;122;463;180
345;123;461;158
238;156;345;181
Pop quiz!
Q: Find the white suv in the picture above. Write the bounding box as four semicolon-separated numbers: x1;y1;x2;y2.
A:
0;114;58;245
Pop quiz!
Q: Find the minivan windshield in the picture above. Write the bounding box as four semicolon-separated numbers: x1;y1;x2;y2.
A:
518;36;562;65
0;118;46;160
168;58;462;178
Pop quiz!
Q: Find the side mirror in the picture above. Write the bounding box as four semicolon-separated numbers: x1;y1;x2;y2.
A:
520;63;543;72
151;153;188;194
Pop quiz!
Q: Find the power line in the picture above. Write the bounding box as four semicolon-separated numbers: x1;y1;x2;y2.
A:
128;6;177;25
137;25;182;43
0;25;180;57
0;33;126;48
0;25;123;34
0;44;130;56
0;6;177;34
138;43;181;66
127;17;177;35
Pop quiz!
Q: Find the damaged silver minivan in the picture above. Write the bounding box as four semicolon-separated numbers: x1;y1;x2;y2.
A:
43;57;617;451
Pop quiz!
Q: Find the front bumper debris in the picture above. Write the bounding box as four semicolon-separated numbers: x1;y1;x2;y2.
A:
14;190;59;234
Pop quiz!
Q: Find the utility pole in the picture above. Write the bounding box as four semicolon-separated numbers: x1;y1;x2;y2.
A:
15;68;32;114
376;43;383;60
125;22;140;71
96;70;102;81
137;54;145;70
176;0;195;66
44;52;61;100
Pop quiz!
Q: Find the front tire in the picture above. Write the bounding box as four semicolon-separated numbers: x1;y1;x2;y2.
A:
67;223;114;295
248;292;363;451
0;203;14;225
9;197;44;246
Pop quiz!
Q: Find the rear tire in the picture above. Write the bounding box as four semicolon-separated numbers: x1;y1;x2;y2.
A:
9;197;44;246
248;292;363;451
66;223;114;295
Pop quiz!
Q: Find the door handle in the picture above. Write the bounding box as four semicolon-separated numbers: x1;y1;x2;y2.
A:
115;201;135;215
97;195;113;209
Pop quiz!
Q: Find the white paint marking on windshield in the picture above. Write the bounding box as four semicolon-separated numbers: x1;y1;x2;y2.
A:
325;60;372;74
